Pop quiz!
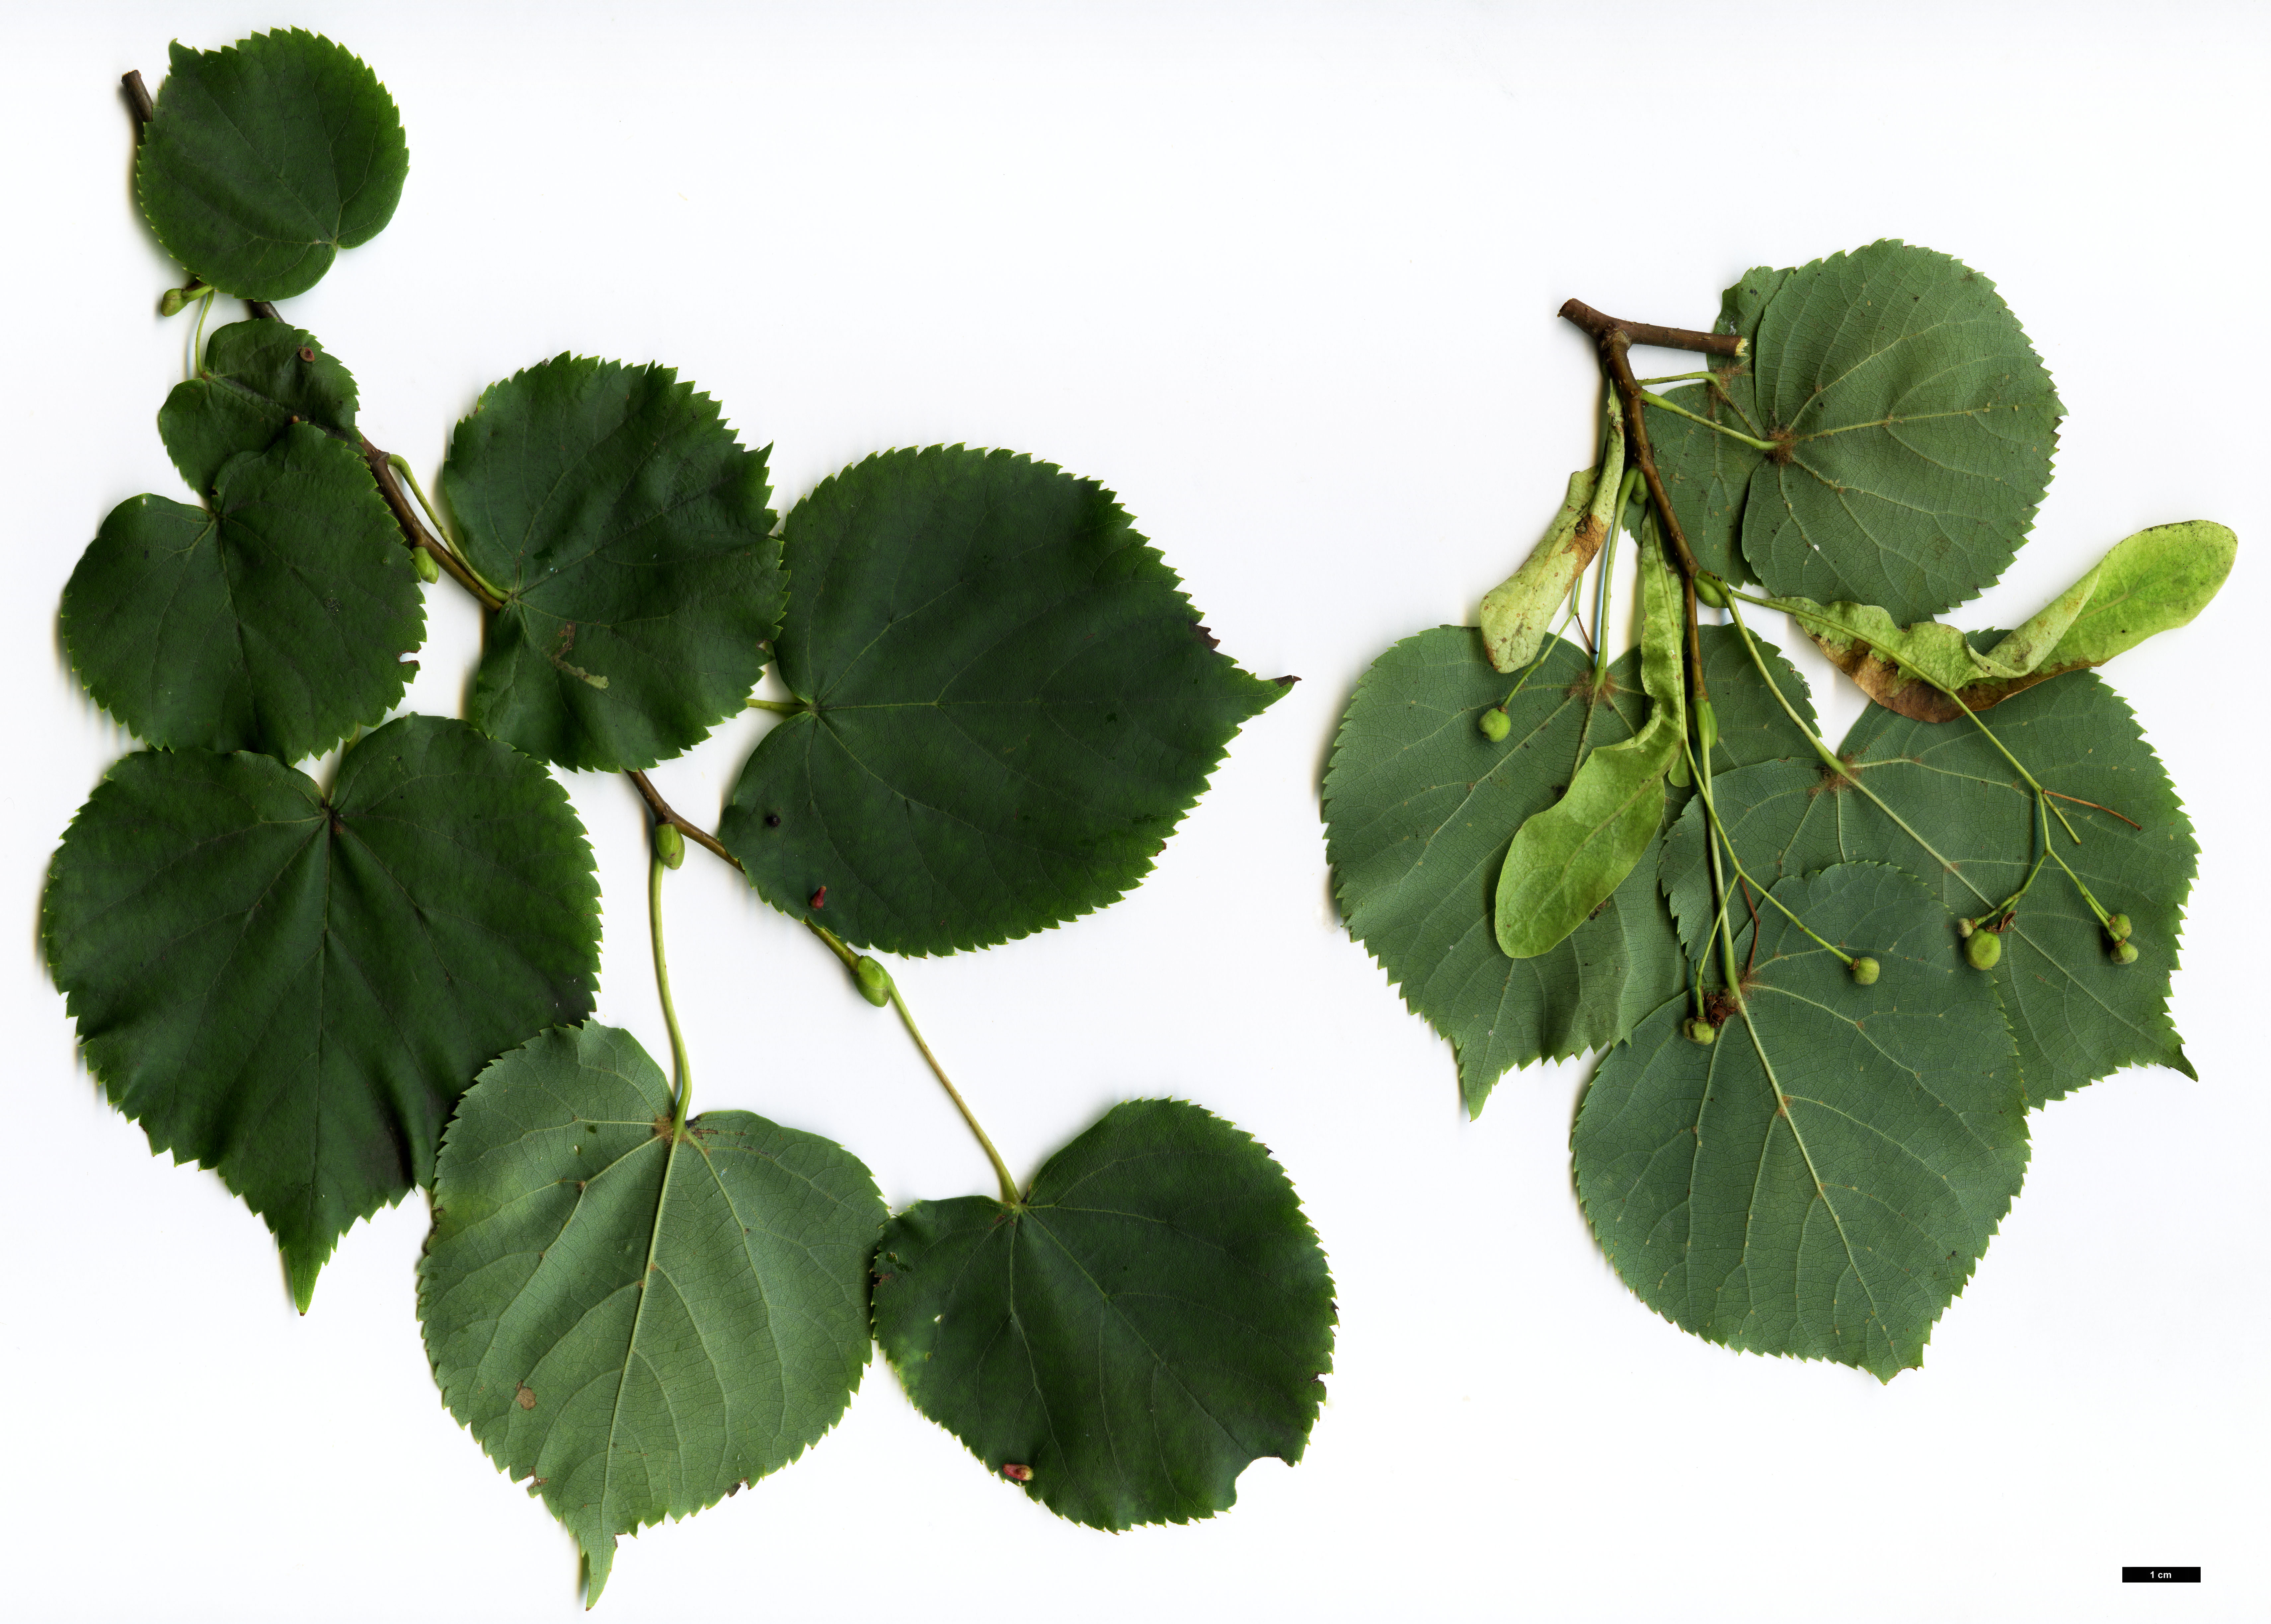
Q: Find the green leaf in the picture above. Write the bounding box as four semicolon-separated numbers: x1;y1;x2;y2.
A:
443;356;783;771
137;31;408;302
871;1099;1334;1528
719;447;1284;955
1479;399;1621;673
1575;863;2029;1380
1738;241;2063;623
1493;534;1683;958
1321;629;1681;1116
1660;664;2196;1105
420;1025;884;1606
1786;521;2237;722
1637;265;1787;584
60;423;422;761
159;319;360;495
42;716;600;1304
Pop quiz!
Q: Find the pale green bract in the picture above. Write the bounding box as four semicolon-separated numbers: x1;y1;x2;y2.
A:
1789;520;2236;721
1493;531;1684;958
1479;398;1624;674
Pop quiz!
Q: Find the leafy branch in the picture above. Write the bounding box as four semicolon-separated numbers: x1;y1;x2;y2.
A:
1327;238;2227;1379
54;30;1335;1605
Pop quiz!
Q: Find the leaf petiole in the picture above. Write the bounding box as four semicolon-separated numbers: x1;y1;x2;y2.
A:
1637;388;1779;453
745;696;806;715
648;841;693;1127
1685;734;1858;968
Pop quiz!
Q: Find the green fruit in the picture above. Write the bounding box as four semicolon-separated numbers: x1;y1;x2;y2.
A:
1965;930;2002;970
1849;956;1880;986
1683;1017;1716;1046
854;955;894;1007
2104;913;2133;942
1478;706;1511;742
654;822;686;869
1694;575;1729;609
2109;940;2140;966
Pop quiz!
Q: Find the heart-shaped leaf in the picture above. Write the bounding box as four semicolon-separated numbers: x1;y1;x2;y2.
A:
1739;241;2063;623
43;716;599;1304
719;447;1285;954
1323;628;1678;1114
61;422;422;761
443;356;783;771
420;1024;884;1607
872;1098;1334;1528
1648;244;2061;622
1576;862;2029;1380
137;30;408;301
159;319;361;495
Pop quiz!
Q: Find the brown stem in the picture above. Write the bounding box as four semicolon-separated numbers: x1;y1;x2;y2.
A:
122;70;154;129
1558;298;1745;359
355;440;505;609
1589;329;1711;713
625;769;863;976
627;770;744;873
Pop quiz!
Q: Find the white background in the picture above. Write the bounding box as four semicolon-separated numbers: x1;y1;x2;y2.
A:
4;4;2265;1620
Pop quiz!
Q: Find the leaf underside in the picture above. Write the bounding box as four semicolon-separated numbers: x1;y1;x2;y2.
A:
137;30;408;301
720;447;1284;955
872;1099;1335;1528
43;716;600;1302
1651;241;2062;624
420;1025;884;1606
443;355;784;771
1660;662;2195;1107
1321;625;1814;1114
1576;863;2029;1381
61;423;422;762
